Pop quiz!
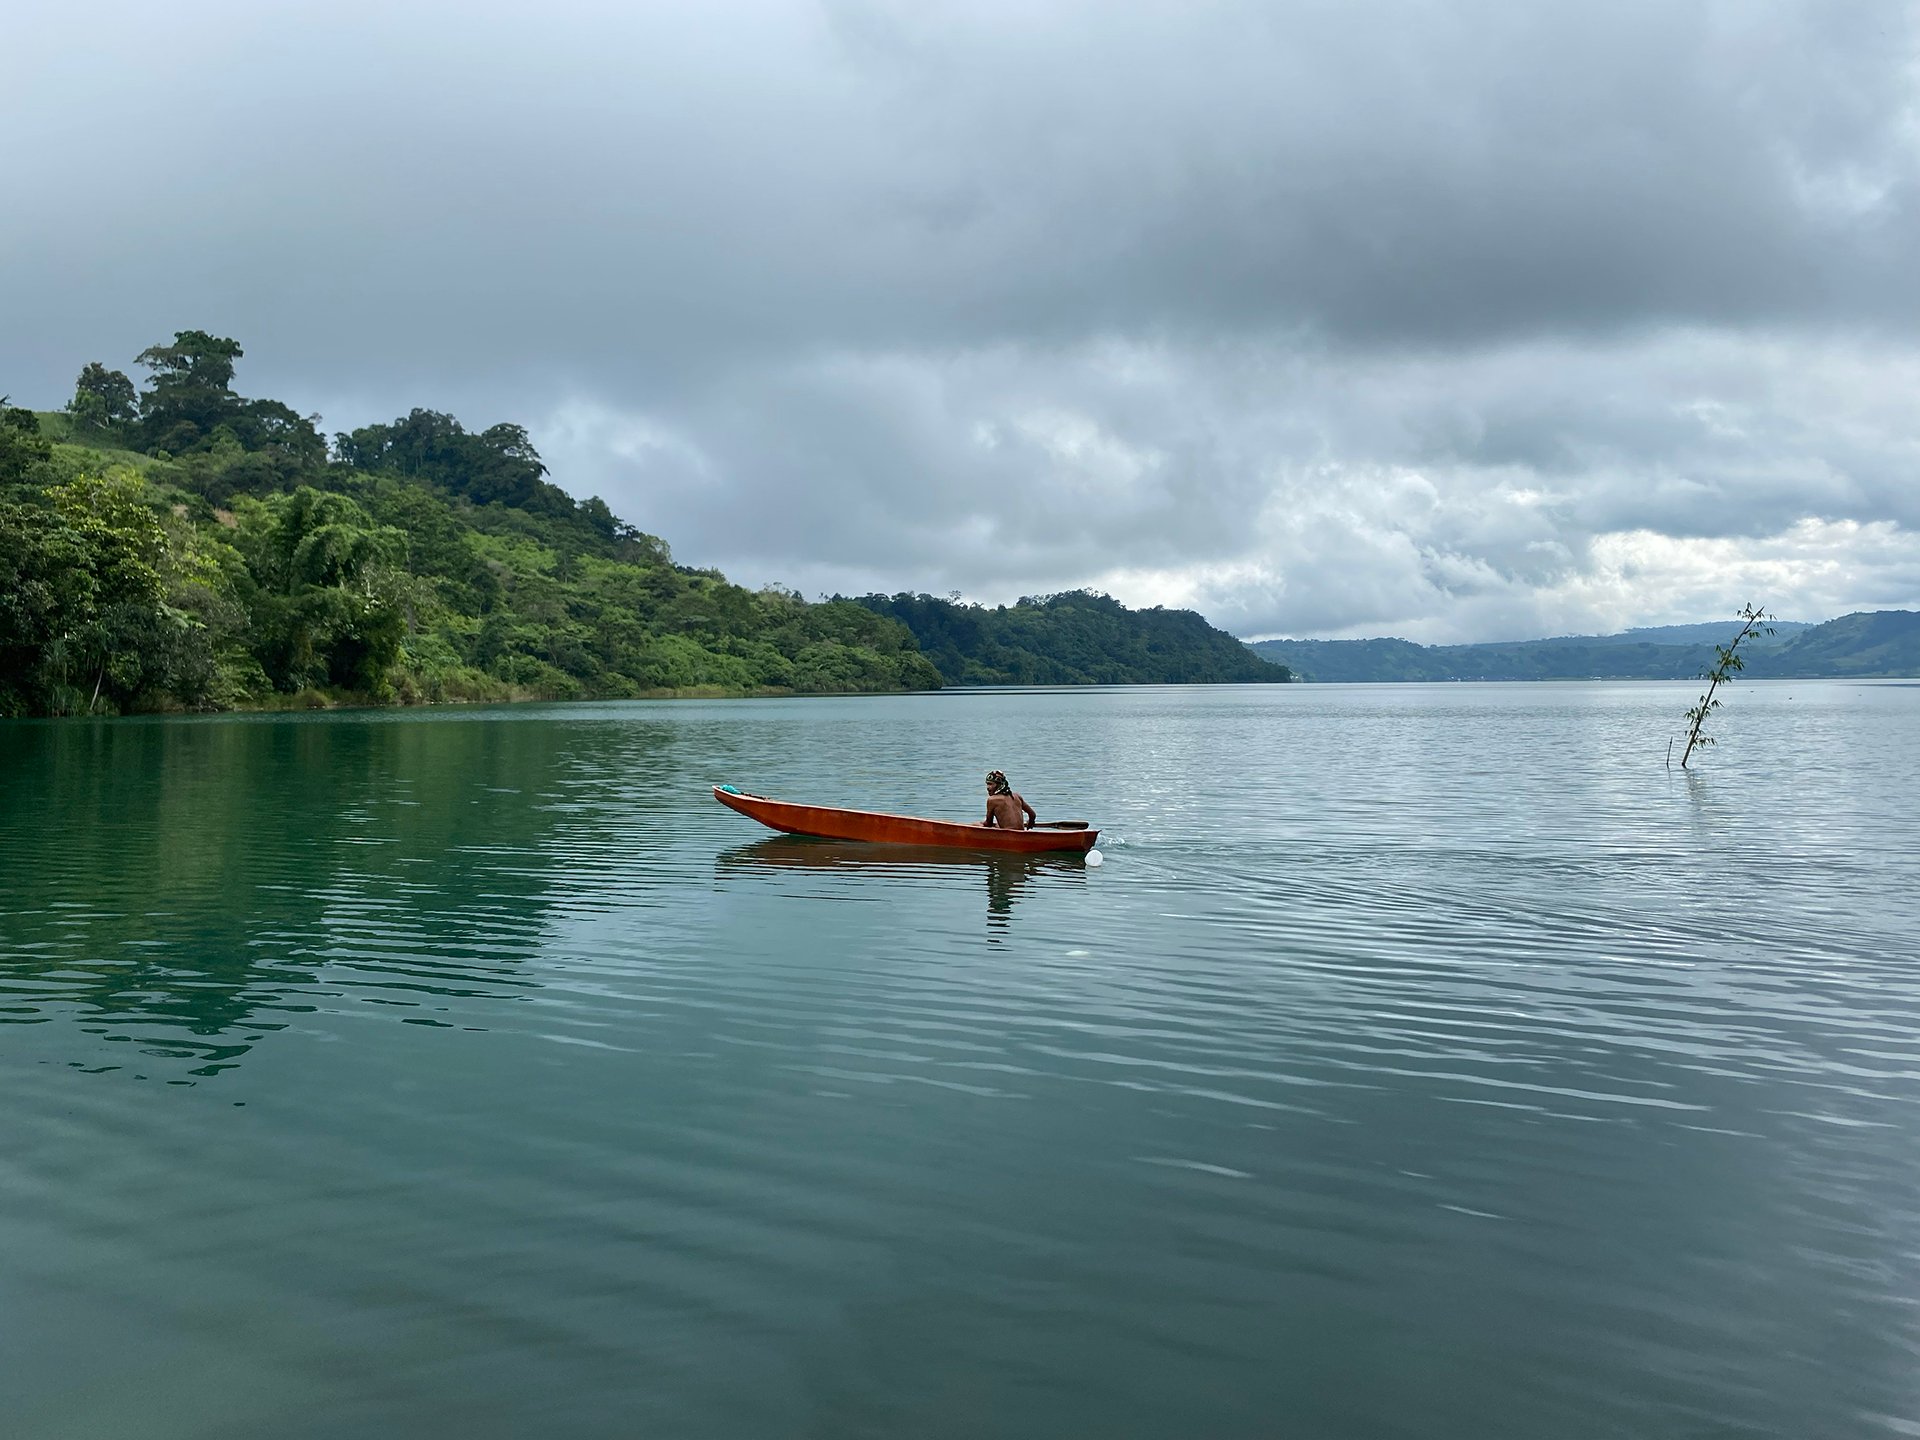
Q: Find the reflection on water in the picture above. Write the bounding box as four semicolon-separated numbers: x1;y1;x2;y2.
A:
0;714;606;1078
4;684;1920;1440
717;835;1087;938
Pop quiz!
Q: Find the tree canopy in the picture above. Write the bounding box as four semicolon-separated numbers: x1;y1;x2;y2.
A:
0;337;944;715
853;590;1291;685
335;410;570;515
68;363;138;433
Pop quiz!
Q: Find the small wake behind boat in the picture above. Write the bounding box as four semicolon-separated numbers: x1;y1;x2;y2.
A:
713;786;1100;854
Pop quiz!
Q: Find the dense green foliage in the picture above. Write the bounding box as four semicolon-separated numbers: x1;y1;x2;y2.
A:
852;590;1292;685
0;336;940;716
1251;612;1920;682
5;331;1308;719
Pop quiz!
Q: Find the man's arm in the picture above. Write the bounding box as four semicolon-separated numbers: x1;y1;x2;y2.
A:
1019;794;1037;826
983;800;999;827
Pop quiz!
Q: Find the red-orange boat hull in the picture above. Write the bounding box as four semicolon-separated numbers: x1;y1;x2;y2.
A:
713;786;1098;853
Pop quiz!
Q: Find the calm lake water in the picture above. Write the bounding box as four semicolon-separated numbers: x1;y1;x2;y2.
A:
4;682;1919;1439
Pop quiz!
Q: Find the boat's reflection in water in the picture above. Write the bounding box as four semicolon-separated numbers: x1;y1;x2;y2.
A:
717;835;1087;937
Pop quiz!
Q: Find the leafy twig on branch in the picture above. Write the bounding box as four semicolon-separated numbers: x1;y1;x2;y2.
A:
1677;603;1774;769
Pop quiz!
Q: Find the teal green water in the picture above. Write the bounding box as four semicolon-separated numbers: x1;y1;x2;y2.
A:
4;684;1920;1439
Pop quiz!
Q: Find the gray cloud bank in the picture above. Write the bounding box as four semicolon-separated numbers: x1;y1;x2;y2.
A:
6;0;1919;641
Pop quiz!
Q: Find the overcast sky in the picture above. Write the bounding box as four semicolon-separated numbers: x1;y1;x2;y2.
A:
6;0;1919;641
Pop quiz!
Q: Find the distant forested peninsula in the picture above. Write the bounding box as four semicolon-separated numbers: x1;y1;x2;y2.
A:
0;332;1283;718
1250;612;1920;681
851;591;1290;685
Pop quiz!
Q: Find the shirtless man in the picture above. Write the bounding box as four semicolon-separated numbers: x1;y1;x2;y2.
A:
983;770;1037;830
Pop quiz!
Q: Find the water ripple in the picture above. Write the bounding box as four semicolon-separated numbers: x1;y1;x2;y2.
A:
5;685;1920;1438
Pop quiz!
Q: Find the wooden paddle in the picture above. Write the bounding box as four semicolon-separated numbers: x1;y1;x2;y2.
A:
1035;820;1089;830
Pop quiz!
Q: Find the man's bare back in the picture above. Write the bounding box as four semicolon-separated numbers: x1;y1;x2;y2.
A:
983;770;1037;830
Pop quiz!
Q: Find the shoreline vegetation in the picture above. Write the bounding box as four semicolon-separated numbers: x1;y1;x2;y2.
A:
0;331;1291;719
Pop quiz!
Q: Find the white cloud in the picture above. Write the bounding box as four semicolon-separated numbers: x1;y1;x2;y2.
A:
533;326;1920;639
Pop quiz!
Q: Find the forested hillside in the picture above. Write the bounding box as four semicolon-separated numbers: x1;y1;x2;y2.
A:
1543;621;1810;648
0;332;939;717
1250;611;1920;682
1748;610;1920;677
852;590;1292;685
2;332;1290;718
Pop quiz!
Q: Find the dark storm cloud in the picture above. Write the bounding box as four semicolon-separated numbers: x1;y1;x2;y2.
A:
5;0;1919;640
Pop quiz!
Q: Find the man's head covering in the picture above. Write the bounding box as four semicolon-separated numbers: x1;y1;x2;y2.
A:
986;770;1011;795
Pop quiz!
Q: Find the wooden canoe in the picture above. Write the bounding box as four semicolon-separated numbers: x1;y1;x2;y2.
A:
713;785;1099;853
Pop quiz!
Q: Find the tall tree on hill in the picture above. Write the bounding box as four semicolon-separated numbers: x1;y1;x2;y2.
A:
229;398;328;470
335;409;569;516
136;330;245;453
67;362;139;435
471;423;551;508
333;407;465;477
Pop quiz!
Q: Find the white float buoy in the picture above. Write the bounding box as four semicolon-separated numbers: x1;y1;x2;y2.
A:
1086;849;1103;866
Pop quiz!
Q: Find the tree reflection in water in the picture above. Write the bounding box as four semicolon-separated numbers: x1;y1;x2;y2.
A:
0;715;604;1079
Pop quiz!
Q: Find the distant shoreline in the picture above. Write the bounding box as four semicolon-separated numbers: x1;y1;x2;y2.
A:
1247;610;1919;683
18;674;1919;727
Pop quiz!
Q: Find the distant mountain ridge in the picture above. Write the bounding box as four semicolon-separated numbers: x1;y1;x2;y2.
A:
1541;621;1811;648
1247;611;1920;681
